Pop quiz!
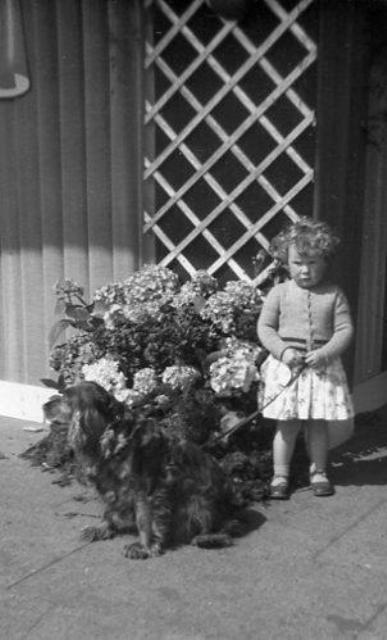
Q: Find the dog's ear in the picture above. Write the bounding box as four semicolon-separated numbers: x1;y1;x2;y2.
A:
75;404;110;460
63;383;112;458
77;381;126;422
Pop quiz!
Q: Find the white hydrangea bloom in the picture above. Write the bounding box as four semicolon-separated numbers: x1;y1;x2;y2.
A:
209;355;259;397
82;358;128;400
132;368;159;396
161;365;201;390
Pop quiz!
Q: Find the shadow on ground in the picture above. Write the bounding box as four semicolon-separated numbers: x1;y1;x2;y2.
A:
330;403;387;487
287;403;387;491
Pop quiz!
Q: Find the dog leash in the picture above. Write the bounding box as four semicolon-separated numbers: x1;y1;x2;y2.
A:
210;361;307;445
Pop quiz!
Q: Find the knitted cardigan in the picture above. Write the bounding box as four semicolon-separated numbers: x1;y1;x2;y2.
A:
257;279;354;362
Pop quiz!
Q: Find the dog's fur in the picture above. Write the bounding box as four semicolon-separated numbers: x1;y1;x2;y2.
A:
43;381;243;559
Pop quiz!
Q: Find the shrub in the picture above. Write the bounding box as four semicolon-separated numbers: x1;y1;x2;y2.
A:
39;264;284;501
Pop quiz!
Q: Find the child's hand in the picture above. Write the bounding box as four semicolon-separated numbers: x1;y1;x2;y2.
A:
281;348;304;369
304;349;327;369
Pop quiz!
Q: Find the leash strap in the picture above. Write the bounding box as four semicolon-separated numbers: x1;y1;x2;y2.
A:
212;362;307;444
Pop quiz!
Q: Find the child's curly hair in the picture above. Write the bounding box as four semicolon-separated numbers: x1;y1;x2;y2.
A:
269;217;340;264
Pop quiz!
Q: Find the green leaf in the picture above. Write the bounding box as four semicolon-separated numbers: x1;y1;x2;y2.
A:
192;295;206;313
57;373;67;391
89;315;104;329
40;378;60;390
92;299;109;317
48;318;74;349
65;305;90;323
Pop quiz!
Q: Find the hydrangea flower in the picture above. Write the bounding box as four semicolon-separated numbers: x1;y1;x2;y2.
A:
221;336;263;362
200;280;262;334
132;368;159;396
124;388;144;407
93;282;126;307
82;358;129;401
172;271;218;308
209;354;259;397
54;279;85;301
121;264;179;303
161;365;201;391
97;265;180;328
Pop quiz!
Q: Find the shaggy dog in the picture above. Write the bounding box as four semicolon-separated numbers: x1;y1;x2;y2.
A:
43;381;243;559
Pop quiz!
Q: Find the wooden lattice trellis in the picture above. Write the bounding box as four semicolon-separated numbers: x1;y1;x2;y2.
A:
144;0;317;284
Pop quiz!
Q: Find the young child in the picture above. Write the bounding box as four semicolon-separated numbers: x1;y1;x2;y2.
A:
257;217;354;499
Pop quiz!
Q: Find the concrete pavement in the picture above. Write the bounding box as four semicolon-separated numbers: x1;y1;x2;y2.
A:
1;407;387;640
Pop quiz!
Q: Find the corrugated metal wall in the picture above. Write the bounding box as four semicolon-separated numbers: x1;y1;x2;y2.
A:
0;0;144;384
314;0;367;381
0;0;383;391
355;10;387;382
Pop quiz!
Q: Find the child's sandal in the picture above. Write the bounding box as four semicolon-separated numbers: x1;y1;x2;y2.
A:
310;470;334;497
269;476;290;500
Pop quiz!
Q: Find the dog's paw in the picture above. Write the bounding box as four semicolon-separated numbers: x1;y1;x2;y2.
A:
150;542;164;557
191;533;234;549
123;542;152;560
81;524;114;542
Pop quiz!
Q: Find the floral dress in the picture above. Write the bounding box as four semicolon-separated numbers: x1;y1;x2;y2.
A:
258;355;354;449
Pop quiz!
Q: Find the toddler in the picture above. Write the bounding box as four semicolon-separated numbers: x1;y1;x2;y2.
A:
257;217;354;499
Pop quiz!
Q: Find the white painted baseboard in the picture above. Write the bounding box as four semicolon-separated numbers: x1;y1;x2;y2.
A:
0;371;385;424
0;380;55;423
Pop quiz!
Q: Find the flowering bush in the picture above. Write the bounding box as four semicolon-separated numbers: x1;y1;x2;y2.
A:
32;262;294;501
46;265;274;451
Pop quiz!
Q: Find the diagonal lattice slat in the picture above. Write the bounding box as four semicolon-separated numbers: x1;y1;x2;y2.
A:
144;9;313;229
145;47;315;229
145;0;314;177
144;0;318;283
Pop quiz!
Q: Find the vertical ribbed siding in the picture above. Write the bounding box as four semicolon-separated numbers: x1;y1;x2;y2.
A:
33;0;65;369
109;0;143;278
0;0;143;385
83;0;113;293
56;0;89;293
314;1;367;382
0;103;24;381
354;44;387;383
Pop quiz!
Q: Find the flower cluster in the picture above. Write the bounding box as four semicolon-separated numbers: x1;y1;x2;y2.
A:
132;368;159;396
161;365;201;391
54;279;85;301
209;354;260;397
95;265;180;329
172;270;218;308
221;336;263;362
49;335;101;385
200;280;263;338
82;358;130;402
93;282;126;308
208;336;262;398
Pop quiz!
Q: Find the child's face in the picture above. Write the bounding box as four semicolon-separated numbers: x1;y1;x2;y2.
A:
288;244;327;288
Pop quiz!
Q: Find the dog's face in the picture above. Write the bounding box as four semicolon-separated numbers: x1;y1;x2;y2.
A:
43;393;73;426
43;381;124;460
